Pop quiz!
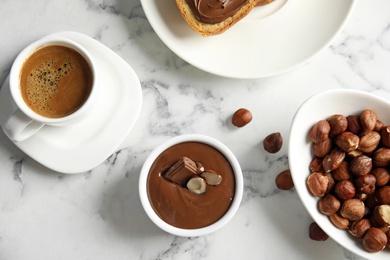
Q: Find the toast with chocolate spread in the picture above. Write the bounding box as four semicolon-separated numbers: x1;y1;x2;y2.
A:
175;0;261;37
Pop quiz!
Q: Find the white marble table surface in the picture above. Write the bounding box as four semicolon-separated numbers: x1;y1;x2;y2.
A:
0;0;389;259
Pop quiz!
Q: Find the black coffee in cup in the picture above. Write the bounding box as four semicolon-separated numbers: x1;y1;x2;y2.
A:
19;45;93;118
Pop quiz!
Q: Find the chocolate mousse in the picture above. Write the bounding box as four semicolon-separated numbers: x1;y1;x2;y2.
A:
147;142;235;229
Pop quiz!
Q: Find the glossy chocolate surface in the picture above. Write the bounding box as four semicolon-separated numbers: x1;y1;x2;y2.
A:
147;142;235;229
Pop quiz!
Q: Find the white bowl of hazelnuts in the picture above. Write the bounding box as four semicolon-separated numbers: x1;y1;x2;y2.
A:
289;89;390;259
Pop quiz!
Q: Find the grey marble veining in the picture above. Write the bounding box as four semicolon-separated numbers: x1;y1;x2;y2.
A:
0;0;390;259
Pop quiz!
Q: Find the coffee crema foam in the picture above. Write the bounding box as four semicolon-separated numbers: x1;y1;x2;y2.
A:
20;45;93;118
27;60;73;113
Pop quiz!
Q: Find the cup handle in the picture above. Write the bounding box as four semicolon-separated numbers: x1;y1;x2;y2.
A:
2;109;45;142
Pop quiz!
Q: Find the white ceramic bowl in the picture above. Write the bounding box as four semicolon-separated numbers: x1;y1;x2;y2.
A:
289;89;390;259
139;134;243;237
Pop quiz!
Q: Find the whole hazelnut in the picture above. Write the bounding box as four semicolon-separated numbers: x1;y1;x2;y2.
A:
369;214;390;233
349;219;371;239
340;199;365;221
347;115;362;135
231;108;252;127
327;114;348;136
307;172;329;197
386;230;390;249
373;148;390;167
329;213;349;230
362;227;387;253
350;155;372;176
355;174;376;195
376;186;390;205
309;222;329;241
334;180;356;201
371;168;390;187
335;132;359;153
358;131;381;153
263;132;283;154
309;157;324;173
322;148;345;172
360;109;377;135
381;126;390;148
310;120;331;144
275;169;294;190
332;161;352;181
313;139;332;158
372;205;390;228
318;194;340;216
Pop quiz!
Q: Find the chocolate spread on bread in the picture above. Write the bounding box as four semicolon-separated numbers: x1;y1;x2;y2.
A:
186;0;249;24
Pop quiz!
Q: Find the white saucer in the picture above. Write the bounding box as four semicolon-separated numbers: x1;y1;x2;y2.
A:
0;31;142;174
141;0;355;78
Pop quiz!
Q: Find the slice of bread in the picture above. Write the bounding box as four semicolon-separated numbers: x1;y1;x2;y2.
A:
175;0;260;37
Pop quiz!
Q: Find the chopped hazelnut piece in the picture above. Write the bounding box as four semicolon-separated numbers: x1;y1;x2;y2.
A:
187;177;206;194
201;171;222;185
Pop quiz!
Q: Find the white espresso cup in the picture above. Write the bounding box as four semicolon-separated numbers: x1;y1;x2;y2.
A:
2;37;96;142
